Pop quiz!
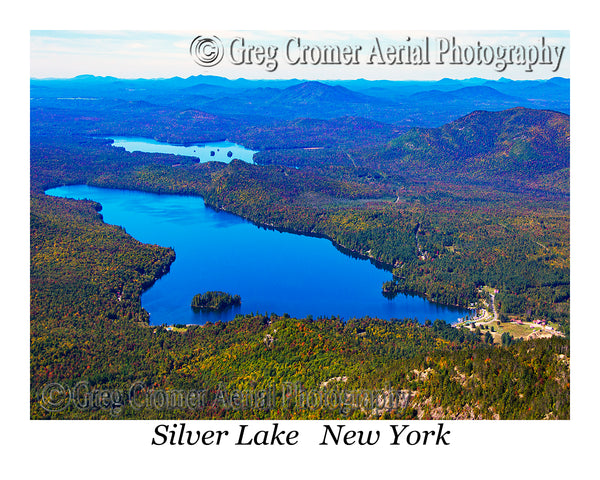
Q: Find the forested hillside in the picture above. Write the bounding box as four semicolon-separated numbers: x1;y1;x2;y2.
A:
30;76;570;419
376;108;569;192
31;193;569;420
31;106;569;331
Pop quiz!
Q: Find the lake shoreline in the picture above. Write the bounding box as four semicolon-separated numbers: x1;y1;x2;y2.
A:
201;199;472;312
45;184;471;325
107;136;258;164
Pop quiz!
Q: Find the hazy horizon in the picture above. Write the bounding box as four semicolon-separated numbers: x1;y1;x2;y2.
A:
30;30;570;81
30;73;571;81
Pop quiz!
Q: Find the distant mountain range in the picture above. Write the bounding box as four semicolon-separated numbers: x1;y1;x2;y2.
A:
409;85;520;104
31;74;569;128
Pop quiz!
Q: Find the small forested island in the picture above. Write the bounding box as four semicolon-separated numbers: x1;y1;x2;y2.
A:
191;291;241;311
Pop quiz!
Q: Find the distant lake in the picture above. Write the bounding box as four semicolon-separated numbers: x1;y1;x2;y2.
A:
46;185;471;326
108;136;257;164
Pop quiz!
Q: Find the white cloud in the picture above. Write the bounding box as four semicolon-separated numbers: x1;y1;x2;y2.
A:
30;30;570;80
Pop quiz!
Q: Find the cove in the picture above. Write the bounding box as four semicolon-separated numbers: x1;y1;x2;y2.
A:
46;185;471;326
108;136;257;164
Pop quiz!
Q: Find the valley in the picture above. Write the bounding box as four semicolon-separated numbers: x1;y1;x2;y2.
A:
30;74;570;420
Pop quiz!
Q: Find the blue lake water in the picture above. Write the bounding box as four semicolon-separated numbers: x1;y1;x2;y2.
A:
46;185;471;326
108;137;257;164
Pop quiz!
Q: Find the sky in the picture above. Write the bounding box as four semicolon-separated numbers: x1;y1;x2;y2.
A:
30;30;570;80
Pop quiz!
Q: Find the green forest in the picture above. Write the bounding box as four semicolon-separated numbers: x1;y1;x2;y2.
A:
30;78;570;420
192;291;241;311
30;192;569;419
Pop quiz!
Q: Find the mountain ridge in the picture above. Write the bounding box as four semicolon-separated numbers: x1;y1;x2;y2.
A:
376;107;569;191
